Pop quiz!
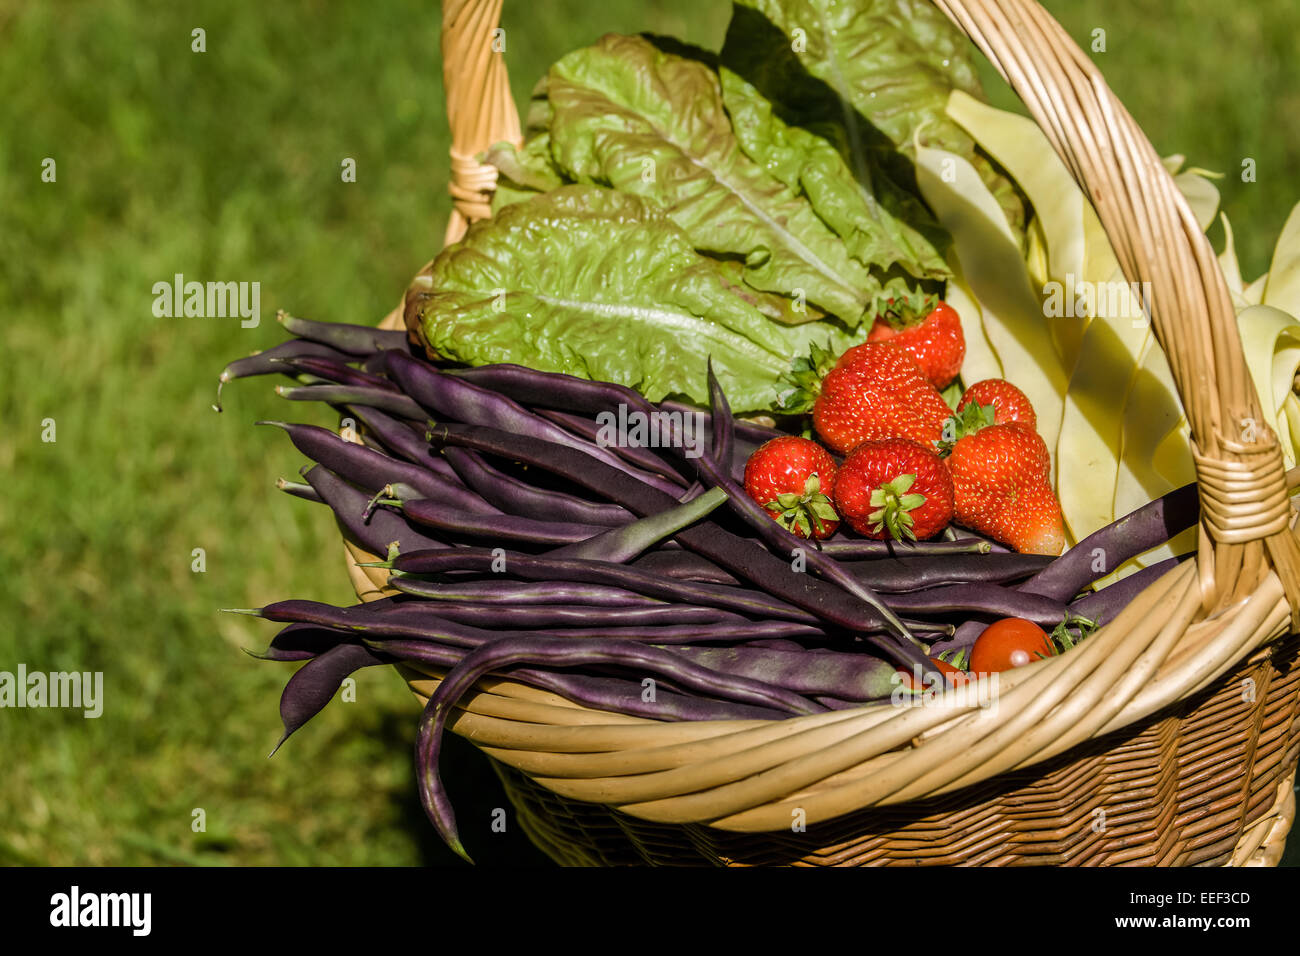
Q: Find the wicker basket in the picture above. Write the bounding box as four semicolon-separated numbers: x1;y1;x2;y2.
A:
341;0;1300;865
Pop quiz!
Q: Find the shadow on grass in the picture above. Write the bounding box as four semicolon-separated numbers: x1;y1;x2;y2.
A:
378;711;556;868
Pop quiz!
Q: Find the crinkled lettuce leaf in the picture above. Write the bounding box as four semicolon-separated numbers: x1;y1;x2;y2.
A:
531;33;939;324
718;66;949;283
486;133;564;212
722;0;1025;240
485;77;563;212
409;186;864;413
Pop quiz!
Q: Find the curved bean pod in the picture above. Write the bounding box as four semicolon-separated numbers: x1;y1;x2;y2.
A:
1020;482;1199;601
391;548;823;624
301;466;451;556
387;576;663;607
382;351;685;496
276;383;427;420
261;421;497;512
277;314;410;354
442;447;632;527
415;634;822;860
214;339;353;411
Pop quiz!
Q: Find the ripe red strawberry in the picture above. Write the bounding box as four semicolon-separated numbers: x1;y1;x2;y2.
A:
833;438;954;541
809;342;952;455
743;435;840;539
867;298;965;388
956;379;1037;430
944;422;1064;555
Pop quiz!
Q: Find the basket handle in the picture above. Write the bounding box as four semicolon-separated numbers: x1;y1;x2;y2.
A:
440;0;521;246
437;0;1300;619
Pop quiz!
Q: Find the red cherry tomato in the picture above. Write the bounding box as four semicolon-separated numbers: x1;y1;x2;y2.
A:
969;618;1055;674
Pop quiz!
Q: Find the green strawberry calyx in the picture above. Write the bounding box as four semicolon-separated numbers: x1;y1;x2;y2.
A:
764;471;839;538
937;401;996;455
876;291;940;331
775;340;840;415
867;473;927;541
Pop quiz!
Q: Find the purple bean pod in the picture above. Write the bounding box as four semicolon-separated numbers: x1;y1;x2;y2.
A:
387;576;663;607
382;351;686;497
277;315;411;354
391;548;823;624
441;447;632;527
251;622;349;661
369;600;745;629
276;383;427;420
1067;556;1186;626
531;407;689;487
1020;483;1199;601
271;356;400;392
705;361;736;490
662;643;896;702
214;339;353;411
301;466;451;556
415;634;822;860
342;405;459;482
391;499;605;546
817;537;992;558
845;553;1054;592
631;550;742;586
369;638;790;722
276;477;323;504
882;584;1072;628
274;643;394;751
253;599;820;648
925;619;989;658
261;421;497;512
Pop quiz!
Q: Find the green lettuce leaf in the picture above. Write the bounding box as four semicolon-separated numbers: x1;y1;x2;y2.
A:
486;134;563;212
718;67;949;282
410;185;863;413
721;0;1025;240
535;33;927;325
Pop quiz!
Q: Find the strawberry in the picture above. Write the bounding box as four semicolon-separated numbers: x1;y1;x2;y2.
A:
743;435;840;539
944;422;1064;555
807;342;952;455
867;297;965;389
956;379;1037;430
833;438;954;541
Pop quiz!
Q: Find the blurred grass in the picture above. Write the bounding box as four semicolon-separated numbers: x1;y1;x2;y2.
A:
0;0;1296;866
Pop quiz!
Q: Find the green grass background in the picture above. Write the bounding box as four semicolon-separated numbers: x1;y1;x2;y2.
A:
1;0;1297;866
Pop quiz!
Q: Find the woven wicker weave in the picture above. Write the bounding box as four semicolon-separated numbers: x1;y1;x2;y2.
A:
339;0;1300;865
